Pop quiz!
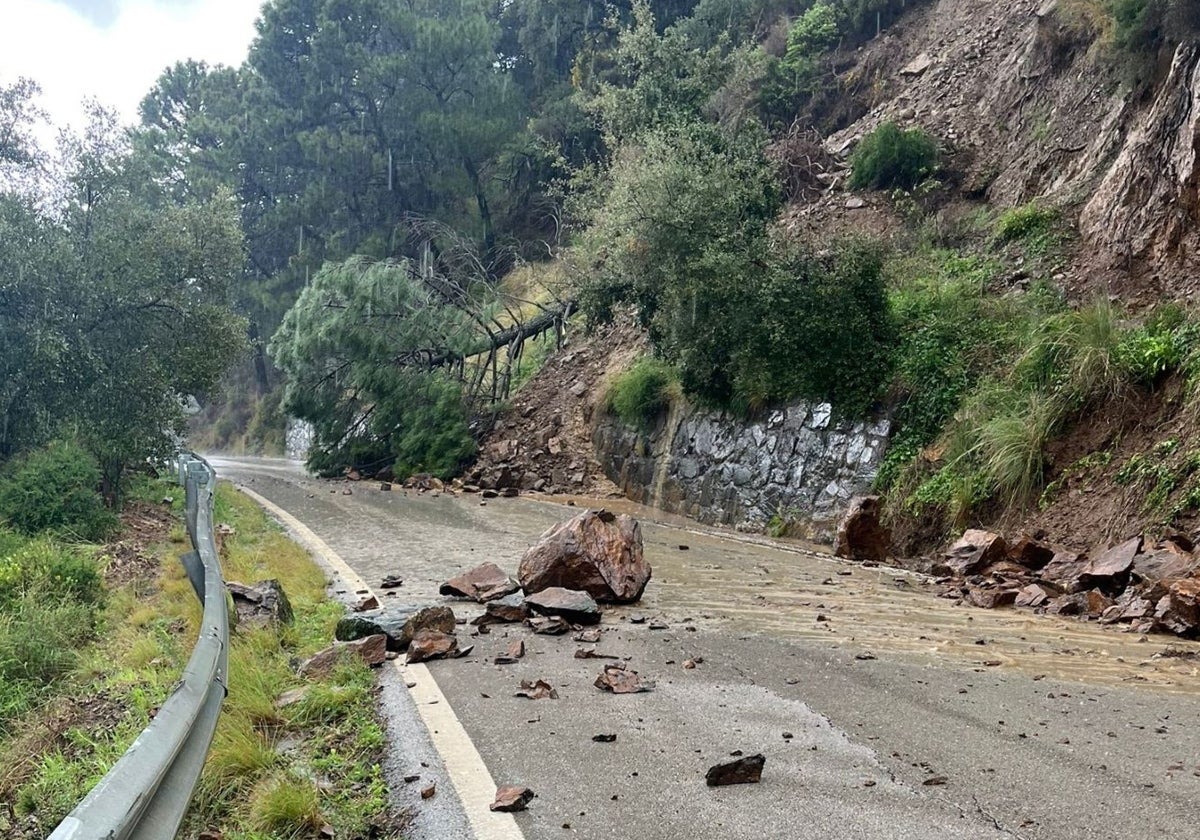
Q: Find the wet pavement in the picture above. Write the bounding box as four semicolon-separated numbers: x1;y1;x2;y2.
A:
211;456;1200;840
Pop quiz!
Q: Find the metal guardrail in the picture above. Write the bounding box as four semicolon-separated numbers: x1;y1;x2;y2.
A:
48;453;229;840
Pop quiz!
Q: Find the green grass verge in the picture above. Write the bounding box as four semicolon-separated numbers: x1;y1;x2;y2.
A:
0;482;404;839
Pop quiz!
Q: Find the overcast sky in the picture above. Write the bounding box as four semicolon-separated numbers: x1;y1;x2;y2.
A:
0;0;263;136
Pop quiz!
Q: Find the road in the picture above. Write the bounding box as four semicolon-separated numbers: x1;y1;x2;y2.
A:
211;456;1200;840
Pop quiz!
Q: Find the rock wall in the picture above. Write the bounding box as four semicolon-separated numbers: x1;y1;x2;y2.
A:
285;419;314;462
593;401;891;540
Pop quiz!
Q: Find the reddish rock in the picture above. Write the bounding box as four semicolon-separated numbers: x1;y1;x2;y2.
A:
1079;536;1142;591
440;562;520;602
1045;593;1088;616
524;587;601;625
833;496;891;563
352;594;380;612
335;604;456;651
967;588;1018;609
935;530;1007;577
494;640;525;665
980;560;1034;581
514;678;558;700
490;785;535;812
406;629;460;664
1084;589;1115;616
527;615;571;635
1133;549;1198;583
401;606;456;648
299;634;388;677
1015;584;1052;608
1039;551;1089;591
705;754;765;787
1155;579;1200;636
594;663;654;694
478;593;528;624
1008;536;1055;570
518;510;651;604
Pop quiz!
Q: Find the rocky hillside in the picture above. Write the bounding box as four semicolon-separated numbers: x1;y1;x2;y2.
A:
472;0;1200;564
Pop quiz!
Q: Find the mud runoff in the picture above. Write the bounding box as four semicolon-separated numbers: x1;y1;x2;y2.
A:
211;458;1200;693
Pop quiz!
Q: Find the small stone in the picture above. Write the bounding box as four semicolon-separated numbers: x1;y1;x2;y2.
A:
421;783;436;799
490;785;535;812
706;754;765;786
515;679;558;700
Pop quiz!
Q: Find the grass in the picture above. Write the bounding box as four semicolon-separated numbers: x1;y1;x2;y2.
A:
606;356;682;430
0;481;404;840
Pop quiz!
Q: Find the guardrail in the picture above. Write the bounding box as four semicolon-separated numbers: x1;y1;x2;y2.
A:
48;453;229;840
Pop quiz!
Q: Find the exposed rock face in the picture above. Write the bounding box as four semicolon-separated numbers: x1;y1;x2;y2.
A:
227;579;293;627
518;510;651;603
524;587;602;625
833;496;891;562
440;562;519;602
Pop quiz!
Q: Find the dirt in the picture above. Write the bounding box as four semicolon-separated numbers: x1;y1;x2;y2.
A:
102;501;175;588
470;318;646;498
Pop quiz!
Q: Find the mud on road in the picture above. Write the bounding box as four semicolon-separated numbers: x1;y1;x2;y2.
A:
211;457;1200;840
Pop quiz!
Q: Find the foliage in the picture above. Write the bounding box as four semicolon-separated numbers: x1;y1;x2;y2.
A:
2;482;396;839
608;358;681;429
0;442;116;542
993;202;1061;244
271;258;480;478
848;122;939;191
0;533;102;729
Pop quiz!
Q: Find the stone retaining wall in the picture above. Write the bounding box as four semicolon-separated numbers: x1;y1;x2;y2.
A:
593;401;891;540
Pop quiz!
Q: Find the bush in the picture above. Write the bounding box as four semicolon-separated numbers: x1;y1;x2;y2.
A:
0;441;117;542
994;202;1060;243
608;358;680;429
849;122;939;190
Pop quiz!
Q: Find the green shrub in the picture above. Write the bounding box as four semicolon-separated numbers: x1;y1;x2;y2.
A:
993;202;1060;243
849;122;939;190
608;358;680;429
0;441;117;542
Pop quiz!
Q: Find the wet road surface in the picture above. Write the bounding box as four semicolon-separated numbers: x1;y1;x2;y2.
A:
211;456;1200;840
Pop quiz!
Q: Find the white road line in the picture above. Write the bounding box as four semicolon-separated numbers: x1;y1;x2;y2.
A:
234;484;525;840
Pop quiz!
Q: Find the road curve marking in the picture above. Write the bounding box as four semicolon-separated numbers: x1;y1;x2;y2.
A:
234;484;525;840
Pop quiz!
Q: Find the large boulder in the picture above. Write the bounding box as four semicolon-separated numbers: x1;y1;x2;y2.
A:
832;496;891;563
1078;536;1142;593
335;605;456;651
518;510;651;603
440;562;520;602
933;530;1007;577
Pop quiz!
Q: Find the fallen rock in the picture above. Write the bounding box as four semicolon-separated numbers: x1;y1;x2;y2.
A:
1008;536;1055;571
1039;551;1089;591
515;678;558;700
519;510;651;604
705;754;765;787
967;588;1018;609
1078;536;1142;592
574;648;619;660
478;593;529;624
337;605;456;651
406;629;460;663
421;783;436;800
1155;579;1200;636
527;615;571;635
490;785;535;812
299;634;388;677
936;530;1007;577
594;663;654;694
1045;593;1088;616
833;496;891;563
494;640;525;665
573;628;602;643
380;574;404;589
352;594;379;612
227;580;293;627
524;587;602;625
440;562;520;602
1015;583;1052;608
1133;548;1198;583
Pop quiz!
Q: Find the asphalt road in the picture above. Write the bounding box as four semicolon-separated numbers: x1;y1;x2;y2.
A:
211;456;1200;840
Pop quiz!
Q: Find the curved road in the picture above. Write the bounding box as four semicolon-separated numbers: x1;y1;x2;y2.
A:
211;456;1200;840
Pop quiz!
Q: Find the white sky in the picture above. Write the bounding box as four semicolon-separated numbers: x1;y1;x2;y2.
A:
0;0;263;136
